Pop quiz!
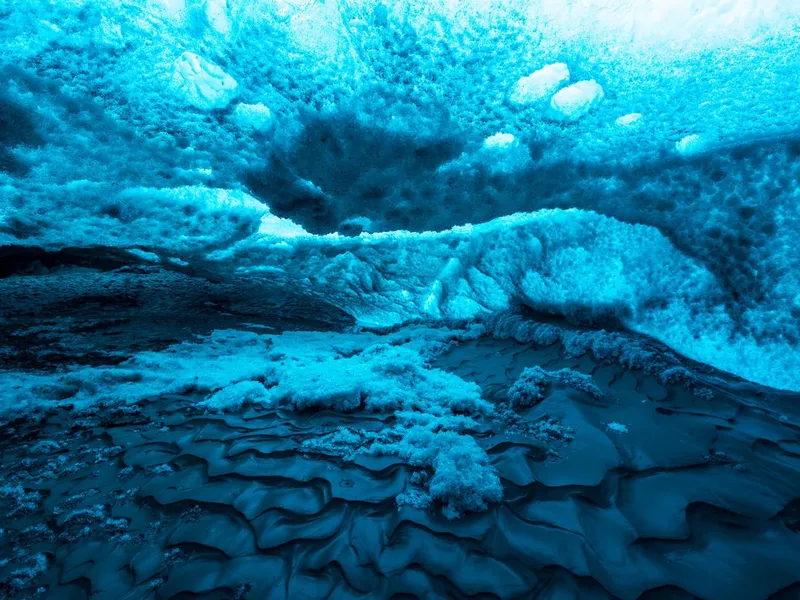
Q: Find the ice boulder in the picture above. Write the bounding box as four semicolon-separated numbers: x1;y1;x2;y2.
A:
547;80;605;122
231;102;276;133
509;63;570;106
171;52;238;110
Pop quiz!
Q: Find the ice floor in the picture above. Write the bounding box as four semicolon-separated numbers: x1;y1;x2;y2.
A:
2;268;800;599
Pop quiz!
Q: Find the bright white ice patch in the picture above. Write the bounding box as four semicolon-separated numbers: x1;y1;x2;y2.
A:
483;132;517;149
171;52;239;110
547;80;605;122
510;63;570;106
615;113;643;128
675;134;707;156
231;102;275;133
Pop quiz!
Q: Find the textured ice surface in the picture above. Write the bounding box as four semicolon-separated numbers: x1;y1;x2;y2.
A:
2;0;800;395
0;324;501;517
214;208;800;392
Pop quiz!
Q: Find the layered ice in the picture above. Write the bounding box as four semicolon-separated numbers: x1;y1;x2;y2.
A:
212;207;800;392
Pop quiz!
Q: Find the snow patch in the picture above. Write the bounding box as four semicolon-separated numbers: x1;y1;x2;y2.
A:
607;421;629;434
203;380;270;411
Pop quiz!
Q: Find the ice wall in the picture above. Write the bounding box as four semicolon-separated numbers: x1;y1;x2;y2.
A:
2;0;800;390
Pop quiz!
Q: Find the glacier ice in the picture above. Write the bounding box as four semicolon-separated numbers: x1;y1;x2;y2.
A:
231;102;276;133
509;63;570;106
547;80;605;122
1;0;800;464
171;52;239;110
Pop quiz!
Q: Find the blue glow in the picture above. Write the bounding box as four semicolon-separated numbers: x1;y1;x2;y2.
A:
2;2;800;597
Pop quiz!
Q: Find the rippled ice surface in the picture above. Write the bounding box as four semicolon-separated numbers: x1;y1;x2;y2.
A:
3;1;800;598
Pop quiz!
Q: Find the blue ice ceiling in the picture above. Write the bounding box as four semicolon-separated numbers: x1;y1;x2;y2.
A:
2;0;800;391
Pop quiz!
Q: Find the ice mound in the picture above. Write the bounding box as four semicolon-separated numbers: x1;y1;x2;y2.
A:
226;209;713;329
509;63;570;106
171;52;238;110
215;207;800;392
547;80;605;122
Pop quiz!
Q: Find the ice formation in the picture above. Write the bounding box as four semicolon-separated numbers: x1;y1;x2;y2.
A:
1;0;800;395
3;0;800;529
546;80;605;122
1;326;500;517
4;5;800;594
509;62;570;105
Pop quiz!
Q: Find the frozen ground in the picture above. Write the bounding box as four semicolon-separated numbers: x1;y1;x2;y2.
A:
2;281;800;598
2;267;800;598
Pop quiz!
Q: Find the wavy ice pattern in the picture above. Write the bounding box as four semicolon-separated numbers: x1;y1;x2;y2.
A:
3;0;800;393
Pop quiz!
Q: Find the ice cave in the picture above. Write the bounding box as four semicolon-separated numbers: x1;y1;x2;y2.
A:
1;0;800;598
